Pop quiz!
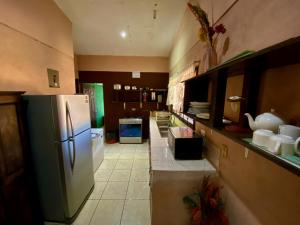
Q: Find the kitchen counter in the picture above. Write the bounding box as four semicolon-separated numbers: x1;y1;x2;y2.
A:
149;117;217;225
149;117;215;172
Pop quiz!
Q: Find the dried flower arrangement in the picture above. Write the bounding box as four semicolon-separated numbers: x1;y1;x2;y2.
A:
187;1;226;48
183;176;229;225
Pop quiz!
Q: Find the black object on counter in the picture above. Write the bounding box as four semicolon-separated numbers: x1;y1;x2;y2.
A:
168;127;203;160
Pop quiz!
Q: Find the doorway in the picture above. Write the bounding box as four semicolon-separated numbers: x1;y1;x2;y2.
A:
82;83;105;128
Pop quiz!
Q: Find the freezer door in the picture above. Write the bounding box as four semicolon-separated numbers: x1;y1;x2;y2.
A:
60;129;94;218
55;95;91;141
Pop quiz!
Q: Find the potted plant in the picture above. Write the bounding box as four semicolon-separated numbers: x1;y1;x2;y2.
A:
183;176;229;225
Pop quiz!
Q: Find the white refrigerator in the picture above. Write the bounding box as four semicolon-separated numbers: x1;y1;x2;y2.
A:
23;95;94;223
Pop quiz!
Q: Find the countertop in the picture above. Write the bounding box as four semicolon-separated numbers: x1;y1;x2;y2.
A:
149;117;216;172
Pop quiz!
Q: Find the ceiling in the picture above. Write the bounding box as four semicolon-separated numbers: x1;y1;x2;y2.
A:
54;0;187;57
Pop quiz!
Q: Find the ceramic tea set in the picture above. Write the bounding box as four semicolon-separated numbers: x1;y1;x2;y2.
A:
245;111;300;156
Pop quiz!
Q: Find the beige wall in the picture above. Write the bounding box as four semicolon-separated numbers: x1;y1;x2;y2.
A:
170;0;300;76
74;55;79;79
0;0;75;94
77;55;169;73
170;0;300;224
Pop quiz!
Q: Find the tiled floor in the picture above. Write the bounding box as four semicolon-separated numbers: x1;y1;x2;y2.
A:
72;141;151;225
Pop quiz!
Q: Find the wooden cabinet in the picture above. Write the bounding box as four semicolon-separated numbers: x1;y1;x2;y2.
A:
0;92;42;225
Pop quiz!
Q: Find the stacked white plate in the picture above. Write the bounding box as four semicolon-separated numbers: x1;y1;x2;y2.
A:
190;102;210;108
187;102;210;115
196;113;210;119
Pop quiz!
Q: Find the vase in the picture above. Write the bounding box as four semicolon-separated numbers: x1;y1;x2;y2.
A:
207;45;217;68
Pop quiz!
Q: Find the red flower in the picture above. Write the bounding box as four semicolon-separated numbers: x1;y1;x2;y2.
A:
209;198;217;208
191;207;201;225
218;211;230;225
214;24;226;34
183;176;229;225
208;26;215;38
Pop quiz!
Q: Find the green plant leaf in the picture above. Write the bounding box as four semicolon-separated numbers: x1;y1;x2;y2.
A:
183;196;198;208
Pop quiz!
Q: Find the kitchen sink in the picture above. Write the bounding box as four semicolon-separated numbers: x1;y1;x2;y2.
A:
156;120;172;138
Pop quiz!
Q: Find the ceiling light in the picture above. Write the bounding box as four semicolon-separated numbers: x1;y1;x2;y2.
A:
120;31;127;38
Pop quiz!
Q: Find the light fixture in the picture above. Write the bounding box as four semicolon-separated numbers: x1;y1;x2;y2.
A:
120;31;127;38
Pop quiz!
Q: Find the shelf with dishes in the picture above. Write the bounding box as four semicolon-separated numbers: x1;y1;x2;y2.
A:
112;87;167;104
176;36;300;176
173;110;300;176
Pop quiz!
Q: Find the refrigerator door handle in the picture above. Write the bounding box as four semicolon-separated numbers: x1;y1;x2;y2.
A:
68;138;76;171
66;101;76;171
66;101;75;137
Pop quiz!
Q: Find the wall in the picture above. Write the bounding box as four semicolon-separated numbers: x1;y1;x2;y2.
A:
170;0;300;224
170;0;300;77
77;55;169;73
258;64;300;124
0;0;75;94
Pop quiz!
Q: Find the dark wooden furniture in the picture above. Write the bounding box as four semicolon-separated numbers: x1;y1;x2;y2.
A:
0;92;42;225
175;36;300;176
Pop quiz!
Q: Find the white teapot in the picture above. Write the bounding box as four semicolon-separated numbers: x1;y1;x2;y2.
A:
244;111;285;133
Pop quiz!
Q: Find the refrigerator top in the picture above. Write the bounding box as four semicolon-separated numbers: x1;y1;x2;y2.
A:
23;94;91;142
54;95;91;141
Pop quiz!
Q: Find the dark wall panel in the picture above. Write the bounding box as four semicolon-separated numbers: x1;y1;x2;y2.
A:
79;71;169;139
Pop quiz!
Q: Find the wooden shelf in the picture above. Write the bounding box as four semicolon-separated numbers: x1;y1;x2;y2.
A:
215;125;300;176
180;36;300;176
173;112;300;176
112;89;167;104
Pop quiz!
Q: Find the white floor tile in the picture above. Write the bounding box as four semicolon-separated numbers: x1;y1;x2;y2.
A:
104;143;121;150
134;152;149;160
104;148;120;154
130;169;149;182
89;182;107;200
132;159;149;169
101;182;129;199
135;144;149;152
120;144;137;150
99;159;117;170
126;182;150;200
94;169;112;182
89;200;124;225
119;152;135;159
104;152;120;159
115;159;133;170
72;200;98;225
121;200;151;225
109;170;131;182
87;140;151;225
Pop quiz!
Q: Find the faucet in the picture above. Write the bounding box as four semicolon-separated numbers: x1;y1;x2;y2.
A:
169;115;175;127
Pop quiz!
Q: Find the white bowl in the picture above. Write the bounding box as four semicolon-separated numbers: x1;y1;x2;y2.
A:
252;129;274;147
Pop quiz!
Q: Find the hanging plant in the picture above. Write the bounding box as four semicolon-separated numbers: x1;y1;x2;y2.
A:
183;176;230;225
